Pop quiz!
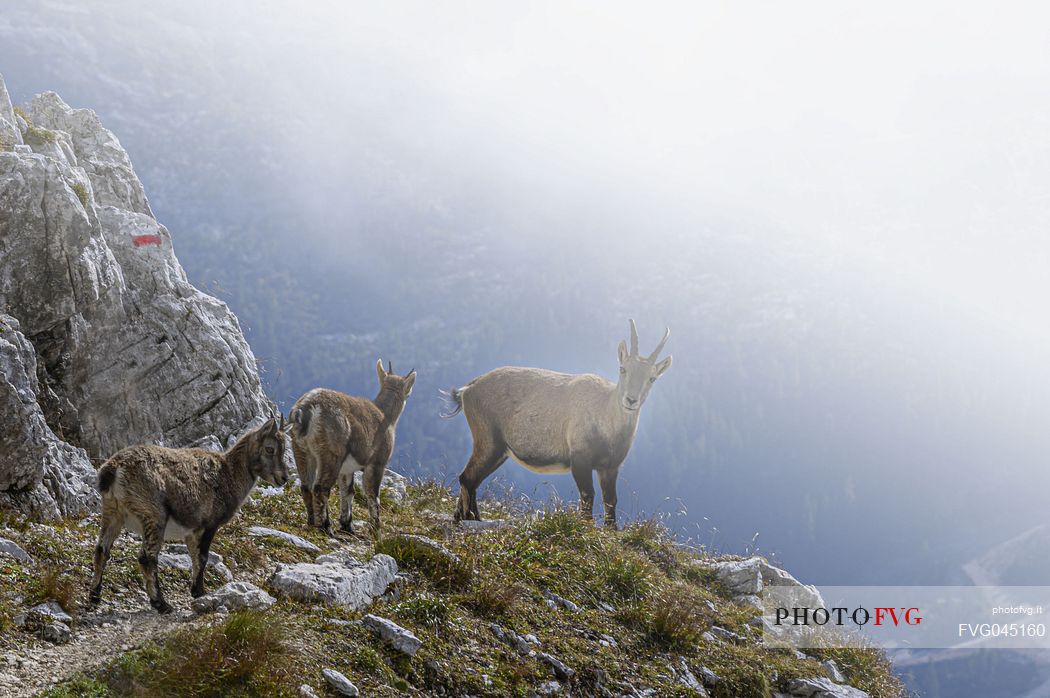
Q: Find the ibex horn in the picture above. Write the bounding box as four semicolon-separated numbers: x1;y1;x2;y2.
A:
629;319;639;356
648;327;670;361
388;360;393;374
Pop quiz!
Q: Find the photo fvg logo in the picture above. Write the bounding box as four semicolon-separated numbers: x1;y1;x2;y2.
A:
774;607;923;627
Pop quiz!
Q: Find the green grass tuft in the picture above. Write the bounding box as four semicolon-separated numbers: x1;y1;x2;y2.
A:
600;550;656;601
72;181;89;208
376;533;472;588
391;592;454;629
24;124;56;144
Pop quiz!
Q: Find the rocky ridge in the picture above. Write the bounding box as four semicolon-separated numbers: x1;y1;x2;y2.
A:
0;473;901;697
0;74;271;517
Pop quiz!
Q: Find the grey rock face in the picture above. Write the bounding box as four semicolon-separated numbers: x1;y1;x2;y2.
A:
0;536;32;562
362;614;422;656
0;314;98;517
270;553;397;609
0;73;21;148
190;581;276;614
785;677;870;697
248;526;321;552
322;668;360;697
0;79;271;490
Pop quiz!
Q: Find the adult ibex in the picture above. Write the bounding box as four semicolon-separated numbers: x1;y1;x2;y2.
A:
90;418;289;613
444;320;671;528
289;360;415;538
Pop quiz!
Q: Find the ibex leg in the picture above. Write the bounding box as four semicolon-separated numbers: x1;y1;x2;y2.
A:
598;467;619;530
90;499;124;604
572;466;595;520
456;448;507;522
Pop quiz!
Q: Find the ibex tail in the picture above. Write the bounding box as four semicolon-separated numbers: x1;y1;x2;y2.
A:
439;386;467;418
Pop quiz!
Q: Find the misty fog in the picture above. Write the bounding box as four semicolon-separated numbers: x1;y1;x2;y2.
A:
4;0;1050;602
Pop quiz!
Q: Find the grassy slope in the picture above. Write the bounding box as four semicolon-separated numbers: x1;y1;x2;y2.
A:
0;482;903;697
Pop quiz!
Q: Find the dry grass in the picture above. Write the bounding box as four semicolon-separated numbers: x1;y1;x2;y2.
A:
26;565;80;617
461;575;523;619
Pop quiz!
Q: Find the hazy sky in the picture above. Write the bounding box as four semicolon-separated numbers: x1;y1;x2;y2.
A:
5;0;1050;586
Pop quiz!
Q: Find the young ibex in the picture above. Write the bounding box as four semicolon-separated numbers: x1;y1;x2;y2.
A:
90;418;289;613
289;360;415;538
445;320;671;528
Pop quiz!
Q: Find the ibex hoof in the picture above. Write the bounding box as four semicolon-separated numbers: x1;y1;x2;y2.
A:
152;599;174;615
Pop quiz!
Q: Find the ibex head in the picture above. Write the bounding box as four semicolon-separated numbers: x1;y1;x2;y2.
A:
376;358;417;402
615;319;672;412
250;416;290;486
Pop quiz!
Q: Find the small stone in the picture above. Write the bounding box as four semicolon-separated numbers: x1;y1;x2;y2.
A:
458;519;511;531
40;622;70;645
190;581;276;614
543;590;579;612
159;545;233;582
490;623;534;656
537;652;574;681
362;614;422;656
322;668;359;697
697;557;763;595
535;680;562;695
597;601;616;613
248;526;321;552
698;666;721;686
20;602;72;628
822;660;846;683
270;554;397;609
0;538;31;563
299;684;321;698
672;657;708;695
709;626;746;643
785;677;869;697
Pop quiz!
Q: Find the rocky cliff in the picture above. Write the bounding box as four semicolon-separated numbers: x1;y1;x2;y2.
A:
0;74;271;517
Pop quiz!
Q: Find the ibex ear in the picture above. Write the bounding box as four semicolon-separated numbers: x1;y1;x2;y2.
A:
376;358;386;383
618;340;629;365
655;355;673;377
404;371;416;394
261;417;277;435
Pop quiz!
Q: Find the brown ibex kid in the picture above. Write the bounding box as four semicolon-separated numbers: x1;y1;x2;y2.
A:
90;418;289;613
289;360;415;538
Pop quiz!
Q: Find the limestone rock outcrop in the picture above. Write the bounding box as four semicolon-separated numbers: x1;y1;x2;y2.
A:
0;73;272;516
